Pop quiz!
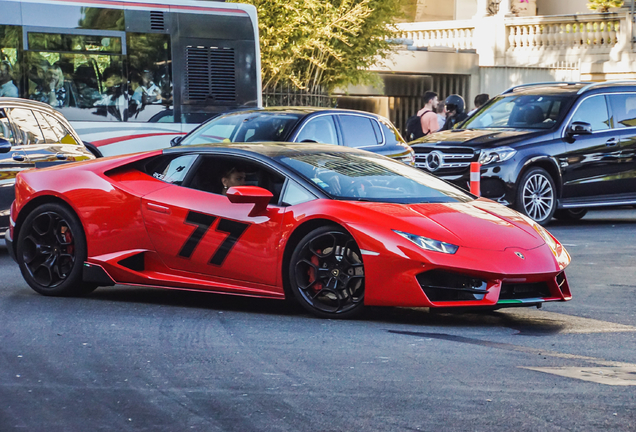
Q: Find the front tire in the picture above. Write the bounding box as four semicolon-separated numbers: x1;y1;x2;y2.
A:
289;226;365;319
515;167;557;226
17;203;96;296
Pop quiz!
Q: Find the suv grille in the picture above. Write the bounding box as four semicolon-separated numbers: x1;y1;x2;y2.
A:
413;146;476;174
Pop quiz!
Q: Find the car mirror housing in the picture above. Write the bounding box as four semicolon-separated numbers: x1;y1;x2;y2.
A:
567;121;593;136
0;138;11;153
226;186;273;216
170;136;183;147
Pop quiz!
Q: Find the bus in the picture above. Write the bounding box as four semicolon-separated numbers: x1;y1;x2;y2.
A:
0;0;261;156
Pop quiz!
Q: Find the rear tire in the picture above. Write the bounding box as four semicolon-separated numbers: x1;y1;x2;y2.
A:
554;208;587;221
17;203;96;296
288;226;365;319
515;167;557;226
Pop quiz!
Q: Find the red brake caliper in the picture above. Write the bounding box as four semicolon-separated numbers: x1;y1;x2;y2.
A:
61;226;73;254
308;250;323;292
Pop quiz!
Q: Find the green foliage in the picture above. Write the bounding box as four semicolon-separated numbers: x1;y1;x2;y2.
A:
587;0;624;13
230;0;402;93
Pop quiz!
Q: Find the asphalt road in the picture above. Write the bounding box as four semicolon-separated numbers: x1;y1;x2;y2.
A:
0;208;635;432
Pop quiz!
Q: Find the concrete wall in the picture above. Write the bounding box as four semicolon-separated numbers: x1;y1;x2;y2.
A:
479;66;581;98
455;0;478;20
414;0;455;21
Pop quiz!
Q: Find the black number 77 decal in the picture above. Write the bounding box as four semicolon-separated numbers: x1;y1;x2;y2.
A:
178;211;249;266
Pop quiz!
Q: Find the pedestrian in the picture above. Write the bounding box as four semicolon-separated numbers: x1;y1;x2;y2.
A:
467;93;490;116
405;91;439;141
435;100;446;132
441;94;468;131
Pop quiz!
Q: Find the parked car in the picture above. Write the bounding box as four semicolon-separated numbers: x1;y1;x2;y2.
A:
6;143;571;318
409;82;636;225
171;107;415;165
0;97;95;230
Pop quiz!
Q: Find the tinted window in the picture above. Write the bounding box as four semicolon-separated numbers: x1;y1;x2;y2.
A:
181;112;303;145
281;181;316;206
8;109;44;145
295;116;338;145
571;95;610;131
338;115;378;147
0;111;15;145
608;94;636;128
0;25;20;99
146;154;198;185
462;95;569;129
277;151;471;204
379;118;404;145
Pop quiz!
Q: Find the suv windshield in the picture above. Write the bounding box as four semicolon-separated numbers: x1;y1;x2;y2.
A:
181;112;303;144
277;151;472;203
462;94;571;130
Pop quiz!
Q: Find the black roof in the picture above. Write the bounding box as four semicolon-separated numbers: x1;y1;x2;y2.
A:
215;106;387;118
503;81;636;97
163;141;368;159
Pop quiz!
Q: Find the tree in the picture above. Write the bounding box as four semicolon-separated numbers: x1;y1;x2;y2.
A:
587;0;624;13
230;0;402;93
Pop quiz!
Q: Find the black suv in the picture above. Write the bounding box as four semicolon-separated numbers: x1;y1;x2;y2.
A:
409;82;636;225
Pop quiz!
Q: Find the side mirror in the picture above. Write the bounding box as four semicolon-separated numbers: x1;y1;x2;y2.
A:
567;121;592;137
170;136;183;147
226;186;273;216
0;138;11;153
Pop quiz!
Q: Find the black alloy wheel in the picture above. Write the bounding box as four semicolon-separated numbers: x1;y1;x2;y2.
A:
16;203;96;296
289;226;365;318
516;167;557;226
554;208;588;221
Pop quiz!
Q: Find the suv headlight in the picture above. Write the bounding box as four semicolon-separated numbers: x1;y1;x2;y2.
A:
393;230;459;254
478;146;517;165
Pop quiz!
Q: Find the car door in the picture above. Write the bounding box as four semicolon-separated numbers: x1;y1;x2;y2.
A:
558;94;623;199
140;153;287;290
6;107;63;169
606;93;636;195
0;108;29;228
336;114;385;154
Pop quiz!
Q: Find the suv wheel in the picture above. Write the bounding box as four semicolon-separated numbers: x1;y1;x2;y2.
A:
516;167;557;225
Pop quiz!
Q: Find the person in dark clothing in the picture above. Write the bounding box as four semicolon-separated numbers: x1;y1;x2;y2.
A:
441;94;468;130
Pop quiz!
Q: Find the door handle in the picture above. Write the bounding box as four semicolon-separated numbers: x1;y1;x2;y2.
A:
12;153;25;162
56;153;68;160
605;138;618;147
146;202;171;214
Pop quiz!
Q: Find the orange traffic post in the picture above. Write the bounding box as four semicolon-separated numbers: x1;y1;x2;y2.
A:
470;162;480;196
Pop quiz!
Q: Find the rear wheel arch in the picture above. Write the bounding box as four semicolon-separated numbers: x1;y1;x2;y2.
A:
14;196;78;254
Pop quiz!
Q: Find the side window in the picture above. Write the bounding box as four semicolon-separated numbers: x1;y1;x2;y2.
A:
145;154;198;185
295;116;338;145
187;156;285;203
570;95;610;132
338;115;378;148
33;111;59;143
281;181;316;206
127;33;173;122
608;94;636;128
379;118;404;145
7;108;45;145
42;114;78;145
0;25;20;99
0;110;15;144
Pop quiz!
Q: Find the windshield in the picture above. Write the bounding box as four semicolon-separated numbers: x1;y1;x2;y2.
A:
181;112;303;144
277;151;472;203
462;94;571;130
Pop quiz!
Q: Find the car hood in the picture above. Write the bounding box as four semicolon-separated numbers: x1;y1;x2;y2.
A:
349;199;545;251
410;128;539;150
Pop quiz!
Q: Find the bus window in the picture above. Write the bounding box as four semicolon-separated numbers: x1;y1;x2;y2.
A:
0;26;20;98
127;33;172;122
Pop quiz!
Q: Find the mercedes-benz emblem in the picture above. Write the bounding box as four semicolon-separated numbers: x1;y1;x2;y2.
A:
515;252;525;260
425;151;444;172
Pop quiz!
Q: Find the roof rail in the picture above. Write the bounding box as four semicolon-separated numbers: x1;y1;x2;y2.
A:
502;82;587;95
577;80;636;94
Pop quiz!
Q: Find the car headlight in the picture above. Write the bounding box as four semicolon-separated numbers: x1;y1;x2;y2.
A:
393;230;459;254
478;146;517;165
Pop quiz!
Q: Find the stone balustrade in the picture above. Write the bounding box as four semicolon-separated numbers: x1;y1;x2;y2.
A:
506;15;623;53
396;20;475;50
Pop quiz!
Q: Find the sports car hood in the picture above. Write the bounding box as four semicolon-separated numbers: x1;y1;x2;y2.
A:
410;129;539;150
350;199;545;251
